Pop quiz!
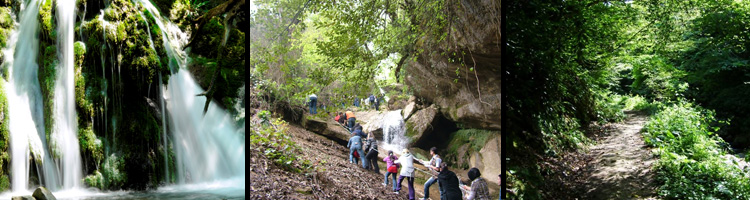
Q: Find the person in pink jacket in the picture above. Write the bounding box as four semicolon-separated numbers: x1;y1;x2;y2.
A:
382;150;399;192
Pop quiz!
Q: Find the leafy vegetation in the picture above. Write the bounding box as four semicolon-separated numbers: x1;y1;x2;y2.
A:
506;0;750;199
249;116;312;173
643;103;750;199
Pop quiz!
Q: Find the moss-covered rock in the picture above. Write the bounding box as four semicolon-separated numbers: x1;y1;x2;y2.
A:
36;0;68;158
74;0;173;190
443;129;496;170
0;80;11;192
0;7;12;49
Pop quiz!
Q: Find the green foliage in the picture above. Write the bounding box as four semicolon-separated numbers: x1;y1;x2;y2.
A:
249;117;311;173
624;55;688;100
83;170;104;189
79;125;103;168
678;0;750;148
0;7;12;49
643;103;750;199
0;81;9;192
84;153;127;190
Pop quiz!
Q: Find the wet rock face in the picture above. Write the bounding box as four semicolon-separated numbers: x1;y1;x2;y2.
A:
404;0;500;130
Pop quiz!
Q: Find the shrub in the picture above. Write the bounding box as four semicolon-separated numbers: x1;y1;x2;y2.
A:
249;117;312;173
643;103;750;199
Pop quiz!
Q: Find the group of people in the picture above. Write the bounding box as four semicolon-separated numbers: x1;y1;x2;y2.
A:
380;147;496;200
330;106;500;200
346;113;381;172
308;93;384;115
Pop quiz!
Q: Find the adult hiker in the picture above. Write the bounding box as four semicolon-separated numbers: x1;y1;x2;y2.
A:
382;150;400;192
394;149;416;199
462;168;491;200
334;112;342;122
437;162;462;200
419;147;443;200
369;94;376;110
345;110;356;130
364;132;380;173
308;93;318;114
347;132;364;165
354;97;360;107
337;112;346;124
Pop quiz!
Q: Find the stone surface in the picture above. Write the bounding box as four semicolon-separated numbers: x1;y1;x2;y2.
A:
401;102;417;121
387;98;407;110
478;133;501;185
302;118;352;144
33;186;56;200
403;0;500;130
11;196;34;200
405;105;439;147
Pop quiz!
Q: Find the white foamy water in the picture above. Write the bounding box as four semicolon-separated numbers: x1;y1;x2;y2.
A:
52;0;83;189
4;0;61;192
136;0;245;185
381;110;408;153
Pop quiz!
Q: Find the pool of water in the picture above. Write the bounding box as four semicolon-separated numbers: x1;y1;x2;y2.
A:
0;178;245;200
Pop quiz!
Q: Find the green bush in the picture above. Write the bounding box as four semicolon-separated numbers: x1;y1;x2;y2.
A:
249;117;311;173
643;103;750;199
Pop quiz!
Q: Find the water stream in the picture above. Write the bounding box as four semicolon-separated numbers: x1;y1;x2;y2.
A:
5;0;61;192
381;110;408;153
0;0;244;197
53;0;83;189
135;0;245;185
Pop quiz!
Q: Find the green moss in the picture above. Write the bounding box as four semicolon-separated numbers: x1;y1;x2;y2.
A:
443;129;496;169
39;0;56;41
79;125;103;166
40;45;57;146
0;81;10;192
0;7;12;48
83;170;104;189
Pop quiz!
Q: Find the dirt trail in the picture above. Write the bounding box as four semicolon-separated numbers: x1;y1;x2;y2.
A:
575;112;659;199
249;124;412;199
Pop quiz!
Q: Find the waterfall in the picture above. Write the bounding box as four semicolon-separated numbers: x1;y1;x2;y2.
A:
52;0;82;189
141;11;171;183
4;0;60;192
136;0;245;184
381;110;408;153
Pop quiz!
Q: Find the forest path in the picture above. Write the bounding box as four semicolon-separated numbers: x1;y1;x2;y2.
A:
576;111;659;199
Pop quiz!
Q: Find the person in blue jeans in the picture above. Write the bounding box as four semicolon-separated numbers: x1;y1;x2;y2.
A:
347;132;363;165
382;151;399;191
420;147;443;200
308;93;318;114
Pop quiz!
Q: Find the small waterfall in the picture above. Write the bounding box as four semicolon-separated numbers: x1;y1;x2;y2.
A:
5;0;60;192
381;110;408;153
52;0;82;189
136;0;244;184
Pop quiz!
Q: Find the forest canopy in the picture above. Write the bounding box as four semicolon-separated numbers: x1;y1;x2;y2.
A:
505;0;750;199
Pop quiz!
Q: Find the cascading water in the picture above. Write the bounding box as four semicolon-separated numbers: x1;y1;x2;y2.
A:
381;110;408;153
136;0;244;184
51;0;82;189
4;0;60;192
